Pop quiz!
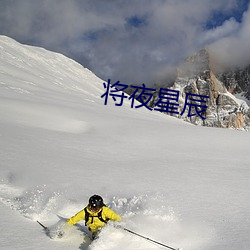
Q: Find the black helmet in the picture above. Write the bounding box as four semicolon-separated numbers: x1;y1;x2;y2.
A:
89;195;104;210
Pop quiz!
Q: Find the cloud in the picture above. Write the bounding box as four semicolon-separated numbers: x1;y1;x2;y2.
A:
209;3;250;69
0;0;249;85
200;18;240;45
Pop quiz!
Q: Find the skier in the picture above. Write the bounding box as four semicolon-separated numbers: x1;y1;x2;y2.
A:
66;194;121;239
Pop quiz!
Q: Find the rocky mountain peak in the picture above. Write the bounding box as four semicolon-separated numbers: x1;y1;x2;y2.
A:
173;49;250;129
152;49;250;130
177;48;210;78
124;48;250;130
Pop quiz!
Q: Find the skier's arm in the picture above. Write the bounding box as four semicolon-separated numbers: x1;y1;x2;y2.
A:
104;207;122;222
67;209;85;225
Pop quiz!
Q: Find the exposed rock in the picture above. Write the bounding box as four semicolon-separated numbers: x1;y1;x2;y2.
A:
168;49;250;129
217;66;250;100
124;49;250;130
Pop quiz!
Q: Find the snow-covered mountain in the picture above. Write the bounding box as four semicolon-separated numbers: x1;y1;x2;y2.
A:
174;49;250;129
0;36;250;250
125;49;250;130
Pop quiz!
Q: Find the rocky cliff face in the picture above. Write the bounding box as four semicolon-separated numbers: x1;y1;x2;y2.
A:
125;49;250;130
217;66;250;100
168;49;250;129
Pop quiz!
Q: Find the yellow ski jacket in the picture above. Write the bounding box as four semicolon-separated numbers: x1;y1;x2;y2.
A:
67;206;121;233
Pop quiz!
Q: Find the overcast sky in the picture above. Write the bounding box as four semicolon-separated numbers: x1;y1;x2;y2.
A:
0;0;249;85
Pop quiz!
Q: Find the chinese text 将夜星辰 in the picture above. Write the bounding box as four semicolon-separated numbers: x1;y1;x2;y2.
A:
101;79;209;120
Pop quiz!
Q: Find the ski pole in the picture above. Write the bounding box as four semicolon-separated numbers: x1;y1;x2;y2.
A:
37;220;48;231
122;227;180;250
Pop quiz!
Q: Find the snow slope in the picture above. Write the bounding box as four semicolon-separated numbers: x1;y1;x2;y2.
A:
0;35;250;250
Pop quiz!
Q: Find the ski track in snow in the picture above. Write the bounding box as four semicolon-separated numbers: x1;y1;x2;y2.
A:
0;179;212;250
